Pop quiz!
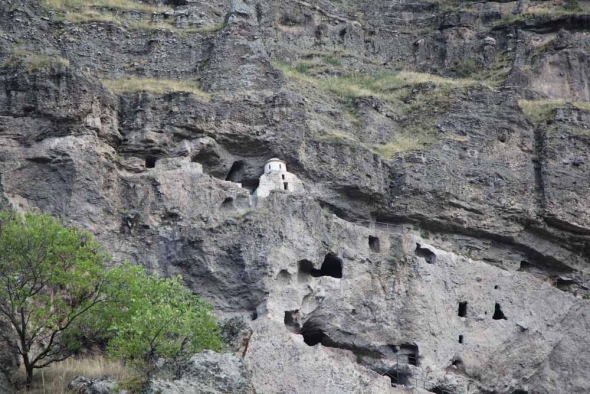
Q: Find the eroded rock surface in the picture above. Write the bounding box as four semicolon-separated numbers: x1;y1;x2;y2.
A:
1;0;590;392
148;351;255;394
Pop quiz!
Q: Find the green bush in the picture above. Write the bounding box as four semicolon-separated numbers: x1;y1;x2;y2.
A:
99;264;223;379
563;0;582;11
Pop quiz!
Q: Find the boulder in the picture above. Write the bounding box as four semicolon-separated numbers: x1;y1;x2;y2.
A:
148;351;255;394
67;376;118;394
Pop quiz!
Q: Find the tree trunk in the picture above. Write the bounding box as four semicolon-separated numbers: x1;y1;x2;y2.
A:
25;363;34;389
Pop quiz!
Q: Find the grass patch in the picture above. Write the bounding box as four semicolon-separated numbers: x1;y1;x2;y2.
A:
42;0;224;35
42;0;163;13
495;6;588;27
275;61;480;103
3;50;70;72
519;99;590;125
371;134;435;158
323;56;342;67
276;61;481;157
16;356;138;394
102;76;210;99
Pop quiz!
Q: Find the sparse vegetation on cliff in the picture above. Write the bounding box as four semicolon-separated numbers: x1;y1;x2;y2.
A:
102;76;210;100
41;0;223;35
519;99;590;125
3;50;70;72
275;61;480;157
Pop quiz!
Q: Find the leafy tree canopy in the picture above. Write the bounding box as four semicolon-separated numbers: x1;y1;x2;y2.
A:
99;264;223;377
0;211;222;387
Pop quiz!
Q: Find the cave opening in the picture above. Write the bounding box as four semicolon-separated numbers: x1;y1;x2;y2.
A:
493;303;507;320
298;255;343;279
300;321;325;346
400;344;419;366
317;253;343;278
431;387;452;394
384;368;410;386
284;310;300;333
297;260;314;282
518;261;531;272
225;161;245;182
221;197;234;211
415;243;437;264
369;236;380;253
458;302;468;318
459;335;464;344
145;156;157;168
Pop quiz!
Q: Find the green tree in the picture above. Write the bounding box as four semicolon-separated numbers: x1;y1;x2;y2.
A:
100;264;223;379
0;211;108;387
0;211;223;388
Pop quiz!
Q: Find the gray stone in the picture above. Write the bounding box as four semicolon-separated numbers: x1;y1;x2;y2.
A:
148;351;255;394
67;376;118;394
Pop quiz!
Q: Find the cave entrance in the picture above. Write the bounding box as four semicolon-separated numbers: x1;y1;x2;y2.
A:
316;253;343;278
458;335;464;344
300;320;325;346
221;197;234;211
518;261;531;272
458;302;468;318
225;161;245;182
284;310;300;333
298;255;343;280
297;260;314;282
369;236;380;253
399;344;419;366
493;303;507;320
145;156;157;168
384;367;410;386
415;243;437;264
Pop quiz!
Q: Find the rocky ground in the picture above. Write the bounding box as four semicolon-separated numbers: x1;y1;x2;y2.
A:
1;0;590;393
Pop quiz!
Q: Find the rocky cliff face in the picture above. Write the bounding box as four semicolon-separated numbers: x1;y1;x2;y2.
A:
1;0;590;393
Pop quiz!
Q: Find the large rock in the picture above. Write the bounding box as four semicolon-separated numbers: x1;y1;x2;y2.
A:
0;320;19;394
148;351;255;394
67;376;118;394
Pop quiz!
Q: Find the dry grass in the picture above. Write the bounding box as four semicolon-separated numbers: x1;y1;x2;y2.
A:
41;0;224;35
275;61;483;105
102;76;210;100
276;61;475;156
3;50;70;72
371;134;434;158
519;99;590;124
42;0;163;13
16;356;137;394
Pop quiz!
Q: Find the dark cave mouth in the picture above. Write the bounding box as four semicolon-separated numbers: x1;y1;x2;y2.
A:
297;253;343;280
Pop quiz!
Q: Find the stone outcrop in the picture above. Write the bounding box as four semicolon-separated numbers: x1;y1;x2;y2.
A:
67;376;118;394
148;351;256;394
1;0;590;392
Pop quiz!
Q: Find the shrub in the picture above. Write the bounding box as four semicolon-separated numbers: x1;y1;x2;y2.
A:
99;264;223;380
563;0;582;11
